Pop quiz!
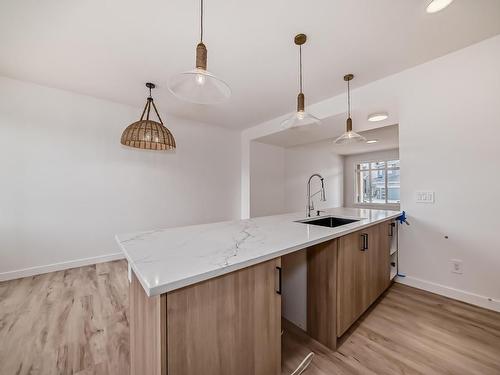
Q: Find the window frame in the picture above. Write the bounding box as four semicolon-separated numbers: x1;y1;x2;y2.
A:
354;158;400;207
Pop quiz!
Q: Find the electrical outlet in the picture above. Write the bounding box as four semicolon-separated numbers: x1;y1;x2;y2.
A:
416;191;435;203
451;259;463;274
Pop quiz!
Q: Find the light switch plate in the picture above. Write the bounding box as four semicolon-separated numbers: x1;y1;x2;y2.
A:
416;191;435;203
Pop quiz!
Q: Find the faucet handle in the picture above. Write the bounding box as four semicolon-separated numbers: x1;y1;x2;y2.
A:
316;210;327;216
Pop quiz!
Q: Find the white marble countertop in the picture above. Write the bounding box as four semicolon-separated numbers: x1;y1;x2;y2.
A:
116;207;401;296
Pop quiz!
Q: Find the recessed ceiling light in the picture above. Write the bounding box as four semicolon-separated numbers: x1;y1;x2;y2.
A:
426;0;454;13
367;112;388;122
366;140;378;144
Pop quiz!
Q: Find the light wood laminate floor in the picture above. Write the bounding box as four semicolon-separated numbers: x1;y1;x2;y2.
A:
1;260;499;375
0;261;129;375
282;285;500;375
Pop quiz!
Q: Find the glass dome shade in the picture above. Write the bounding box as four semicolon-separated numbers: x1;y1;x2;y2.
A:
334;130;367;144
168;68;231;105
281;110;321;130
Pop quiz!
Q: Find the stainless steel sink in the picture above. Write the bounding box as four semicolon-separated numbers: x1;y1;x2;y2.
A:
297;216;360;228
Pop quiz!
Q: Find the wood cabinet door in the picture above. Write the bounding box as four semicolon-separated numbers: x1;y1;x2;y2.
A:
336;229;370;336
166;258;282;375
336;221;392;337
370;221;391;299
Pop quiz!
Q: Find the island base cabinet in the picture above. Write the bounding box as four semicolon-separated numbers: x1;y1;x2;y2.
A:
167;257;281;375
129;258;282;375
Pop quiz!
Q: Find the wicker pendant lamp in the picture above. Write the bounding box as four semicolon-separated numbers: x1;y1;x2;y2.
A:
121;83;176;151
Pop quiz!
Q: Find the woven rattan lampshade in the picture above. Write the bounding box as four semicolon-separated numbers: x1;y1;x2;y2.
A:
121;83;176;151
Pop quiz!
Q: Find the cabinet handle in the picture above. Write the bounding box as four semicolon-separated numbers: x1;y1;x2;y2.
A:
360;233;368;251
276;266;282;295
389;222;395;237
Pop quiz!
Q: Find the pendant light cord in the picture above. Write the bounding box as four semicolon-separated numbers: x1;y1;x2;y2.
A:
200;0;204;43
299;45;303;94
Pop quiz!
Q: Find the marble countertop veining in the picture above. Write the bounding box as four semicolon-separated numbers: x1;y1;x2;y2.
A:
115;207;401;297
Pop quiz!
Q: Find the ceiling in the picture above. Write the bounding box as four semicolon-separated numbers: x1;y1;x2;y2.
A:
1;0;499;130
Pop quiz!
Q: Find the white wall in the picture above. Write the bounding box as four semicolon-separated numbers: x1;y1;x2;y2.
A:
395;35;500;310
0;76;241;280
249;141;285;217
249;139;345;217
344;148;400;210
284;141;344;214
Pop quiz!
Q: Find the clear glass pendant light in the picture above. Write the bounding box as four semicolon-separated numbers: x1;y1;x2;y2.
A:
168;0;231;104
334;74;366;144
281;34;321;130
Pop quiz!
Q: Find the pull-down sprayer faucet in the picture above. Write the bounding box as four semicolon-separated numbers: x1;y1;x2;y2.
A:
306;174;326;217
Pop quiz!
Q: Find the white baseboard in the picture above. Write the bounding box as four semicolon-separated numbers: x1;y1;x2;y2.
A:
0;252;125;282
396;275;500;313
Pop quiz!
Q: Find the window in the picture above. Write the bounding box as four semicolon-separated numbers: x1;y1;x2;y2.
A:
356;159;400;205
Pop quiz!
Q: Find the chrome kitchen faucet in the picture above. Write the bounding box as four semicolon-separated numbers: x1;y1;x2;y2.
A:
306;173;326;217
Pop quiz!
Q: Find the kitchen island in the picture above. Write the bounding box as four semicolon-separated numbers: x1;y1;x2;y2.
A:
116;207;400;375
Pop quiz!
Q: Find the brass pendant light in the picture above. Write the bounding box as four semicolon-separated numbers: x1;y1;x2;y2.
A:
121;83;176;151
168;0;231;104
334;74;366;144
281;34;321;130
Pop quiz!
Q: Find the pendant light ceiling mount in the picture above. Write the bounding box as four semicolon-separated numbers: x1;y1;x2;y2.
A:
344;73;354;82
281;33;321;130
294;33;307;45
168;0;231;105
121;83;176;151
